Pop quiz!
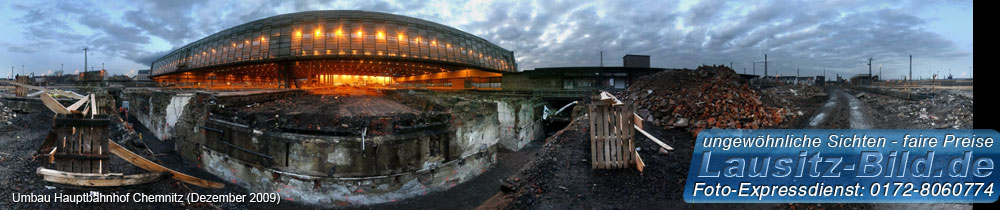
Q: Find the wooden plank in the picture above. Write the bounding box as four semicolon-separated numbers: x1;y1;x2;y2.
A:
93;128;104;173
601;105;610;169
48;147;57;164
613;106;622;168
90;94;98;118
37;167;169;187
607;106;618;168
68;127;78;173
594;105;602;169
66;95;89;111
82;127;92;173
634;124;673;150
108;140;224;189
57;130;68;171
41;93;72;114
633;112;643;130
634;150;645;173
619;106;627;168
623;105;633;166
589;105;597;169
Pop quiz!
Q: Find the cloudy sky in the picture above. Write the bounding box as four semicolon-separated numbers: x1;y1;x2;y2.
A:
0;0;973;80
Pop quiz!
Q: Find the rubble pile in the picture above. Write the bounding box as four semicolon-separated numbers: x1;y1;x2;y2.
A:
860;89;973;129
620;65;786;135
0;101;15;125
759;84;826;118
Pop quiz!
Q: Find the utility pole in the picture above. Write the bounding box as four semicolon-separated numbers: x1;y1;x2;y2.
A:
796;68;800;84
600;51;603;67
909;55;912;81
823;69;826;81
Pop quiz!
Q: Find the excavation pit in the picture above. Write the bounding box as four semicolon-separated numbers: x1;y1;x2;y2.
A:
119;88;548;205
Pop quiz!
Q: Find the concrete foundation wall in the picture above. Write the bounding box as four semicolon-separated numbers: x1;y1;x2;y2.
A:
201;145;495;205
120;89;545;206
120;89;188;141
496;99;545;151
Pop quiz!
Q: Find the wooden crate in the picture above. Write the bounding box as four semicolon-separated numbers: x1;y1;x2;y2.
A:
588;97;635;169
46;114;111;174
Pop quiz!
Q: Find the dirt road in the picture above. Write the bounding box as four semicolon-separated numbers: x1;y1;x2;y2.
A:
805;87;872;129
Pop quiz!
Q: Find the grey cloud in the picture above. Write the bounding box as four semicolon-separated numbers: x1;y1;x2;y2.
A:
4;0;971;77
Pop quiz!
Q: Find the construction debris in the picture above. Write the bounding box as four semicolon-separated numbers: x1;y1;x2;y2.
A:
858;88;973;129
30;89;224;189
621;65;787;135
108;140;225;189
0;101;15;125
36;167;170;187
759;84;826;119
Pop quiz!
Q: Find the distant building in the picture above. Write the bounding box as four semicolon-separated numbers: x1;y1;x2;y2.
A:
149;10;514;89
80;69;108;82
110;75;132;81
504;55;666;91
622;54;650;68
850;74;875;85
502;67;665;91
768;76;815;85
136;70;150;81
737;74;760;83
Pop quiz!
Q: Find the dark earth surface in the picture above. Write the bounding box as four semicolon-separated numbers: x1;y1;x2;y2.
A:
0;83;986;210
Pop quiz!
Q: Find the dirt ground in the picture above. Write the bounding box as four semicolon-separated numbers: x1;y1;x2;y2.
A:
0;112;218;209
848;87;973;129
476;83;981;210
211;92;438;136
0;80;982;210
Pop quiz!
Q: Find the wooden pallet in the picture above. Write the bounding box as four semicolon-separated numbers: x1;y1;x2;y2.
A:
40;114;112;174
588;93;636;170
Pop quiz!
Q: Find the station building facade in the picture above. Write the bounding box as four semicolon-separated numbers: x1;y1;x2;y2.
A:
150;10;515;89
